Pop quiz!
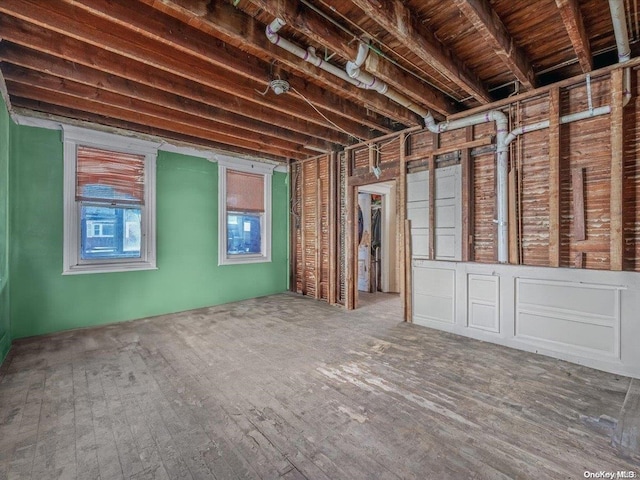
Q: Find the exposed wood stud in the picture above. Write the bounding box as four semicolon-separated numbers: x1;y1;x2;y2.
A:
368;143;375;172
428;132;438;260
572;167;586;241
316;175;322;299
610;68;624;270
300;162;307;295
508;167;519;264
548;87;561;267
398;132;407;321
404;219;413;322
461;126;474;262
574;251;585;268
328;152;338;305
289;162;297;292
346;151;355;310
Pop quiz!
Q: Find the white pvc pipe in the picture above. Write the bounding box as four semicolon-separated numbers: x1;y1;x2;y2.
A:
608;0;633;106
424;110;510;263
266;19;430;117
504;105;612;145
609;0;631;62
422;103;611;263
345;40;430;117
266;18;365;88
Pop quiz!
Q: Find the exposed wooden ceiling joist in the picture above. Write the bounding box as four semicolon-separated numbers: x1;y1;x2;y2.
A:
142;0;427;125
63;0;394;136
0;16;349;146
244;0;456;117
348;0;492;103
0;0;383;145
0;46;334;153
4;70;310;159
555;0;593;73
452;0;536;89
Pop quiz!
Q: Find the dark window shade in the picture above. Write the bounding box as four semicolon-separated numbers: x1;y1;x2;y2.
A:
226;169;264;213
76;146;145;204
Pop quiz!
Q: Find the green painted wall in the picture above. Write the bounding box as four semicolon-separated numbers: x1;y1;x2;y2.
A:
9;124;289;339
0;96;10;363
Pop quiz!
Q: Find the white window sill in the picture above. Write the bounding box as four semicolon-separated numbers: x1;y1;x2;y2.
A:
62;263;158;275
218;256;272;266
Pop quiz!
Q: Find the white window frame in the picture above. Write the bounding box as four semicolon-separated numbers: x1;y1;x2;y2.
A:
217;157;274;266
62;125;160;275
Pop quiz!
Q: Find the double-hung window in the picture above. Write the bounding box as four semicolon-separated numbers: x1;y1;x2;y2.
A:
62;126;159;274
218;159;273;265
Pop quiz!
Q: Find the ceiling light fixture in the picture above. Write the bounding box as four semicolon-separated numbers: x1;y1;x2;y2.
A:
270;79;290;95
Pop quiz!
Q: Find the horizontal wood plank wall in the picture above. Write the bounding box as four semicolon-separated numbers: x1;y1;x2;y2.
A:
624;70;640;270
319;157;330;299
561;76;612;269
519;97;551;266
291;154;333;301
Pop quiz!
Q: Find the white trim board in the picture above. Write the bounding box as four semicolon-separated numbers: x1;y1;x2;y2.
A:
11;111;287;171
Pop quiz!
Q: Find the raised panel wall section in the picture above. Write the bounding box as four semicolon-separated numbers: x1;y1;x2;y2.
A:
468;274;500;333
515;279;620;359
411;260;640;378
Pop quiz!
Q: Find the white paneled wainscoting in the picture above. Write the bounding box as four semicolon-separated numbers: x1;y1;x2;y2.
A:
412;260;640;378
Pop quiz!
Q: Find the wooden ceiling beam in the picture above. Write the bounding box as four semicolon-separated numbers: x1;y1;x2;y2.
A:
12;97;290;162
144;0;428;125
0;19;348;145
0;13;371;143
0;44;337;153
555;0;593;73
0;0;382;140
349;0;492;103
58;0;393;134
242;0;455;116
3;73;309;159
452;0;536;89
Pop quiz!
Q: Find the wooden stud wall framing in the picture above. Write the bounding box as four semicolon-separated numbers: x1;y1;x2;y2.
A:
428;132;439;261
610;68;624;271
290;66;640;313
290;153;339;302
461;126;474;262
328;152;337;305
399;132;408;320
548;86;561;267
346;149;355;310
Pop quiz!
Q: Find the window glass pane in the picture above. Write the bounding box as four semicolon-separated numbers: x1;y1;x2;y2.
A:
227;213;262;255
80;205;142;260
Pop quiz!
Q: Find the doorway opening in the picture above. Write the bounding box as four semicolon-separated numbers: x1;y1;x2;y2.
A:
356;181;400;311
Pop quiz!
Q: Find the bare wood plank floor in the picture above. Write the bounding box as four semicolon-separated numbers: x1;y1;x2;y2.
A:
0;292;638;479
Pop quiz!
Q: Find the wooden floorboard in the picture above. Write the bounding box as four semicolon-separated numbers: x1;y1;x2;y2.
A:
0;292;638;479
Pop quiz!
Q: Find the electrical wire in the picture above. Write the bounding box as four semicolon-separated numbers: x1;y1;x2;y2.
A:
303;0;462;102
290;86;367;142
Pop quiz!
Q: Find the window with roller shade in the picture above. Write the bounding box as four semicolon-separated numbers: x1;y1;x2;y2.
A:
62;126;158;274
218;162;272;265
